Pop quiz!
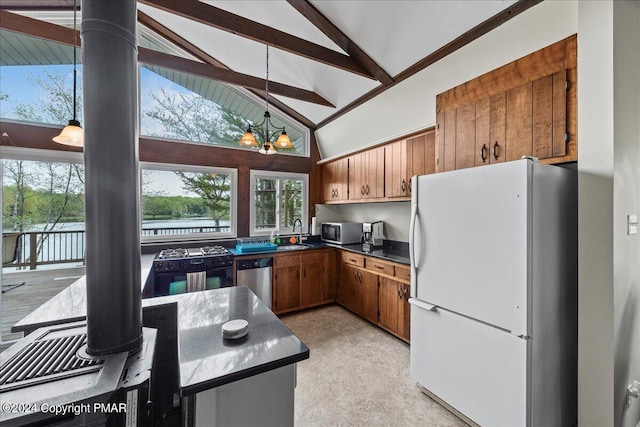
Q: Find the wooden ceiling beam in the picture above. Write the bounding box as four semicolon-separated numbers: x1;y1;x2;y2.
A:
138;0;375;79
137;10;316;128
0;10;333;109
286;0;393;86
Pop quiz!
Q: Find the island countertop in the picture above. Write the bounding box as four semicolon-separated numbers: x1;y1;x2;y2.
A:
151;286;309;395
10;282;309;397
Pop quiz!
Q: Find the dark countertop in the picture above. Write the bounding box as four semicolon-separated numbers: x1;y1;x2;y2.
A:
149;286;309;395
336;243;411;265
230;239;411;265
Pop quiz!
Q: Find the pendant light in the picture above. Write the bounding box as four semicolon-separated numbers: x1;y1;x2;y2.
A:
53;0;83;147
238;45;293;154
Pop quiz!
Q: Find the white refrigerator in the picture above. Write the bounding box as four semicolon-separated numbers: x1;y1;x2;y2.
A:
409;159;577;427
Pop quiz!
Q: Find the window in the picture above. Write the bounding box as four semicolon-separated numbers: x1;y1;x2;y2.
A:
250;170;308;236
140;163;237;242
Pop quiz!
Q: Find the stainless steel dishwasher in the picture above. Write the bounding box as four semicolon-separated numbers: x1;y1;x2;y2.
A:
236;257;273;309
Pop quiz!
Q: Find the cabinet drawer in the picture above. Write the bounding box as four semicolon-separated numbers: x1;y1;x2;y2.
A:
275;254;301;267
395;265;411;282
341;252;364;267
366;259;394;276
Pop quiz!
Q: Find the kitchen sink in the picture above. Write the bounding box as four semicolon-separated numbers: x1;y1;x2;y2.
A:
276;244;313;251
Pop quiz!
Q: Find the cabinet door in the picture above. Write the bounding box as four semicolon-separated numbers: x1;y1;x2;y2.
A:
322;162;332;202
505;82;533;161
336;157;349;201
455;103;476;170
365;147;385;199
360;270;379;323
378;277;399;334
339;264;360;312
384;140;407;198
490;92;506;164
532;70;567;160
274;254;301;313
323;250;337;302
351;152;365;201
407;132;435;195
398;283;411;341
301;252;324;306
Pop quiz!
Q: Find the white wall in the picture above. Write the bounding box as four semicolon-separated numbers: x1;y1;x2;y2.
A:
577;2;615;424
315;1;578;159
612;2;640;426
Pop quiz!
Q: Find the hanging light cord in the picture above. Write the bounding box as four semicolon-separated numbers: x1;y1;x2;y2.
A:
264;45;270;142
72;0;77;122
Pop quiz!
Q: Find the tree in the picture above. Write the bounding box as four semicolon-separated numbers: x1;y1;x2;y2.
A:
2;69;85;266
175;172;230;228
143;88;245;146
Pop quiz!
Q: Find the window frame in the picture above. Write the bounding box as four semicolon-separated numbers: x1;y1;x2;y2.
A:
140;162;238;243
249;170;308;237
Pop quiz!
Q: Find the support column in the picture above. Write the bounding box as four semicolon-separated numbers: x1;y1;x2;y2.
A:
81;0;142;355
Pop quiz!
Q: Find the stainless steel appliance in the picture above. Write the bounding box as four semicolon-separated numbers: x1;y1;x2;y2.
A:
151;246;233;297
321;222;362;245
409;159;577;426
236;257;273;308
362;221;384;252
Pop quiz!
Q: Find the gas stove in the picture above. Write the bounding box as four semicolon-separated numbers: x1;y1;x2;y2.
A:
153;245;233;273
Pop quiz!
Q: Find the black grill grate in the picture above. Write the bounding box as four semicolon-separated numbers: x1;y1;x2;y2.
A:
0;333;102;386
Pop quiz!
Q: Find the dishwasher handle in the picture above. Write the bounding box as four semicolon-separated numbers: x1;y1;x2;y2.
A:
236;257;273;270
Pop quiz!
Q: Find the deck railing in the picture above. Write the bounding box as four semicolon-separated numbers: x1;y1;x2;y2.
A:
5;226;230;270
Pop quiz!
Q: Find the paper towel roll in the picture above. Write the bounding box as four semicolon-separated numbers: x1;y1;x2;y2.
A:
311;217;317;235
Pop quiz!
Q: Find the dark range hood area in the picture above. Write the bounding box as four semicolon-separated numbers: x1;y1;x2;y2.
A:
1;1;161;425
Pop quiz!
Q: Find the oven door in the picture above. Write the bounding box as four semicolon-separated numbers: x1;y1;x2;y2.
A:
153;266;233;297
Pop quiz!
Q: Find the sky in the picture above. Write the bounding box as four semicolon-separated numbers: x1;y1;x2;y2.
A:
1;64;203;197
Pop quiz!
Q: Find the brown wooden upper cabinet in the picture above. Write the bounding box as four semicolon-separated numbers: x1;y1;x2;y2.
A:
322;157;349;203
385;131;436;199
349;146;385;201
435;35;577;172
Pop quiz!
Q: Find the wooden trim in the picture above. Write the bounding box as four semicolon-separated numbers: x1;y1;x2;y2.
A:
437;35;577;112
0;9;78;45
286;0;393;86
316;0;543;129
138;47;334;107
137;10;316;128
138;0;375;79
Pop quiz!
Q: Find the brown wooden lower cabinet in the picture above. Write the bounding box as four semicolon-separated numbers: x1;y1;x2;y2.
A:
273;249;336;315
337;251;411;343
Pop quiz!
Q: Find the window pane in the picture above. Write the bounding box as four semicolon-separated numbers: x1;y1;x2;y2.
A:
141;167;234;238
253;178;277;230
140;66;307;155
279;179;303;229
2;158;85;341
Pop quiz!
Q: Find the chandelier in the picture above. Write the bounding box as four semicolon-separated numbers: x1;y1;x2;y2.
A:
238;45;293;154
53;0;83;147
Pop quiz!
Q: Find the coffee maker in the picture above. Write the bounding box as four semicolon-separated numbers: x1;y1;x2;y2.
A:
362;221;384;252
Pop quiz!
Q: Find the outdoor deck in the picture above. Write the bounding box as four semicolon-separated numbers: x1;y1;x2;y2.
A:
1;266;85;344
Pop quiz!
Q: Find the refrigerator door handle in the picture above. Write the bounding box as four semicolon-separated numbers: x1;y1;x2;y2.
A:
409;298;437;311
409;175;421;299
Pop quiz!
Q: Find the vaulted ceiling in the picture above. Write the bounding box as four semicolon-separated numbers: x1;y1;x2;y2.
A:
0;0;539;132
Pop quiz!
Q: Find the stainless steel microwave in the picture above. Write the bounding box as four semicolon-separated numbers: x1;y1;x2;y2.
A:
321;222;362;245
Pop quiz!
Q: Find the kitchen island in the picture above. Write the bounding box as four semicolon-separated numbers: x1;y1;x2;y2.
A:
8;273;309;426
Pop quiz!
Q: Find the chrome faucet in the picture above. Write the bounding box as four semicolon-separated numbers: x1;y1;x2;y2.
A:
292;218;303;244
